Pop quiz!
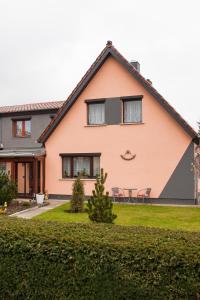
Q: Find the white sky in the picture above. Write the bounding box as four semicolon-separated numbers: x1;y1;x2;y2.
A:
0;0;200;129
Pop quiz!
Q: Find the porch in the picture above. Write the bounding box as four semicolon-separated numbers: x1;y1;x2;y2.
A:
0;148;45;198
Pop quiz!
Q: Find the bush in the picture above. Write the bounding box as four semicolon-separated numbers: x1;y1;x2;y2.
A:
0;218;199;299
87;169;117;223
70;176;85;212
0;171;17;205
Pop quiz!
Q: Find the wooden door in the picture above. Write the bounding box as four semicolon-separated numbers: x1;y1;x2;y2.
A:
15;162;33;198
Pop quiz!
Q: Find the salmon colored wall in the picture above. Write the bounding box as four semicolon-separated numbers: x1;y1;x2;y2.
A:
45;56;192;198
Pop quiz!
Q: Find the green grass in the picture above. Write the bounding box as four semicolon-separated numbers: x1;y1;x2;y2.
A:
34;203;200;231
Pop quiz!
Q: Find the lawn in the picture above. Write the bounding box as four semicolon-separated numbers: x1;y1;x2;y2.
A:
34;203;200;231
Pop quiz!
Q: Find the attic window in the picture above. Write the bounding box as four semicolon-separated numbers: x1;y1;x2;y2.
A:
123;97;142;123
87;101;105;125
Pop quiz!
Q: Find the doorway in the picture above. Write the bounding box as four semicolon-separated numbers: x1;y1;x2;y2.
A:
15;162;33;198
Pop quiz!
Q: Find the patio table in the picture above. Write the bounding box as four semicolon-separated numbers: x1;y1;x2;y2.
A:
123;188;137;202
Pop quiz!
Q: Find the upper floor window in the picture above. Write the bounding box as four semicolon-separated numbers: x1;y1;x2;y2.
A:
61;154;100;178
88;102;105;125
13;119;31;137
123;98;142;123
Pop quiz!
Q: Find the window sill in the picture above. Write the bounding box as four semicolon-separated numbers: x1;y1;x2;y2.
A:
59;178;96;181
120;122;144;126
84;124;107;128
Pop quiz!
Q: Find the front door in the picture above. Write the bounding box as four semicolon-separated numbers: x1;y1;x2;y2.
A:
15;162;33;198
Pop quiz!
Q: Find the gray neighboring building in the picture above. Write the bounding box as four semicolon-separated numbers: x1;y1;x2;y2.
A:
0;100;64;198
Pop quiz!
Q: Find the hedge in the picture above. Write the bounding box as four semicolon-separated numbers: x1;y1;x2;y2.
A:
0;218;200;299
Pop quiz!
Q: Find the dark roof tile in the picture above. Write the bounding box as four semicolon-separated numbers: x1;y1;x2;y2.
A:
0;100;64;114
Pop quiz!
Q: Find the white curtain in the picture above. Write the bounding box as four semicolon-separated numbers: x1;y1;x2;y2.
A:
73;157;90;176
16;121;23;136
89;103;105;125
93;157;100;177
25;120;31;136
63;157;70;177
124;100;142;123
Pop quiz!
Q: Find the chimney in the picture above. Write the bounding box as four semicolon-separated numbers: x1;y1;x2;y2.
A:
130;60;140;72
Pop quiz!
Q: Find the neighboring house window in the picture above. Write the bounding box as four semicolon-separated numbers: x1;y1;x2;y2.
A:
13;119;31;137
88;102;105;125
0;162;10;176
123;98;142;123
0;162;6;172
61;154;100;178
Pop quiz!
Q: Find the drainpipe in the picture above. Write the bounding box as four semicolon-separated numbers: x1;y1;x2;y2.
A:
194;145;200;205
0;115;3;150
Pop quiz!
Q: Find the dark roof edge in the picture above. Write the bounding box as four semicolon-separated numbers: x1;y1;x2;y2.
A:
38;42;198;144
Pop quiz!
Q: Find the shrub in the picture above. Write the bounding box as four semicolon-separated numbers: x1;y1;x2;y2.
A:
0;218;199;299
0;171;17;205
70;176;85;212
87;169;117;223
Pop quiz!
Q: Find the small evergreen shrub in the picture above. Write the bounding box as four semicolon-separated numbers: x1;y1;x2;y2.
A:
87;169;117;223
0;171;17;205
70;176;85;212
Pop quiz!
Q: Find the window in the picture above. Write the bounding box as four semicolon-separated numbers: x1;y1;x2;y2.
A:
61;154;100;178
88;102;105;125
0;162;6;172
0;162;11;176
13;119;31;137
123;99;142;123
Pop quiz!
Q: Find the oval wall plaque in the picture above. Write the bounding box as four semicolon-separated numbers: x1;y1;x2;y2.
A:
120;150;136;161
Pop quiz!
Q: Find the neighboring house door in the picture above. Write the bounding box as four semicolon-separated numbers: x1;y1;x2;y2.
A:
15;162;33;198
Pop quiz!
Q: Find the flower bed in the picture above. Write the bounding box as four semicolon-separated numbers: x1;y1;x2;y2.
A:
5;200;37;215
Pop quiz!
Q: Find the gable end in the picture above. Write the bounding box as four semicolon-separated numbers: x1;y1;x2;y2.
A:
38;41;198;144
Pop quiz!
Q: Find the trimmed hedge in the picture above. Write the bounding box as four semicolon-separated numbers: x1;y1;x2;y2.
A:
0;218;199;299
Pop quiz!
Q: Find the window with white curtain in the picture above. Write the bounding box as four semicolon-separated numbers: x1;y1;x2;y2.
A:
62;155;100;178
88;102;105;125
123;99;142;123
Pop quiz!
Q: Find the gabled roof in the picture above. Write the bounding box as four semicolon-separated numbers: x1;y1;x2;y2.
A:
38;41;198;144
0;100;64;114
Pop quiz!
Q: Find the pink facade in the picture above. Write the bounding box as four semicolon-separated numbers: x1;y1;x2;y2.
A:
43;51;195;200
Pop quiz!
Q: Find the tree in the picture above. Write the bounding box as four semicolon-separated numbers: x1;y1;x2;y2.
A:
0;171;17;205
198;121;200;138
70;176;85;212
192;122;200;204
87;169;117;223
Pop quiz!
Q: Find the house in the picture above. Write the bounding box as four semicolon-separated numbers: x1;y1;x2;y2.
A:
0;100;64;197
0;41;199;204
37;41;199;205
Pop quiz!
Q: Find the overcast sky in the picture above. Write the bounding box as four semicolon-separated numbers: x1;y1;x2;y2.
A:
0;0;200;129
